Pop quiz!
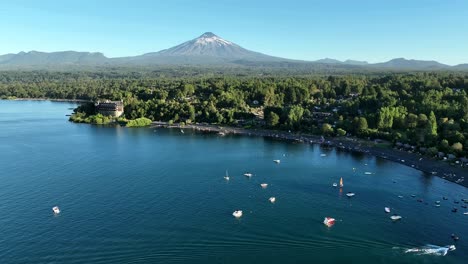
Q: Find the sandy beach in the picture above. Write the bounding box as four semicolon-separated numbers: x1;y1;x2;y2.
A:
152;121;468;188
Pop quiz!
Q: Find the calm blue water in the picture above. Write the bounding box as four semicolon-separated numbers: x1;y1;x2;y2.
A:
0;100;467;264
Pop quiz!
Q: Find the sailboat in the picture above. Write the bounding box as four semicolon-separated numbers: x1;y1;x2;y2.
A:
339;177;344;188
224;170;230;181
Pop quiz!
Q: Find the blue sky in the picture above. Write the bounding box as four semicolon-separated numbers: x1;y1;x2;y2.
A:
1;0;467;65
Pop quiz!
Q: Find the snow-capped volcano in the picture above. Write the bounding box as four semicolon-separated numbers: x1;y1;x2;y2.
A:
194;32;232;46
151;32;277;60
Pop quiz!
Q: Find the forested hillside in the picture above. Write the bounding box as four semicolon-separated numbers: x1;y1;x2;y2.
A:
1;70;467;157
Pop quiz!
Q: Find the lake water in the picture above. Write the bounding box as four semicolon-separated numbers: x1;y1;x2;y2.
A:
0;100;467;264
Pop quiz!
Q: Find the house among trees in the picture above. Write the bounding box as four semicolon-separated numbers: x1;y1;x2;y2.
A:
95;100;124;117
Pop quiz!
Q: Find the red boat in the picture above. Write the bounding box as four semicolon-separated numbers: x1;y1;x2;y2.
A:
323;217;336;227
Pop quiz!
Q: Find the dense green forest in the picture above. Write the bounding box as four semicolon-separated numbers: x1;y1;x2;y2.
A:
1;70;467;157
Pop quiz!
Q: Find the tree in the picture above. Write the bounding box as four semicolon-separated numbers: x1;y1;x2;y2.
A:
417;113;428;128
440;139;450;151
353;117;368;134
426;147;438;157
428;111;437;136
377;107;391;129
451;142;463;153
322;123;334;135
266;112;280;127
336;128;347;136
406;113;418;129
286;105;304;129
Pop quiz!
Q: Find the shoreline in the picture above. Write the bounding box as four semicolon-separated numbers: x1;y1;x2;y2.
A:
152;121;467;188
2;98;90;103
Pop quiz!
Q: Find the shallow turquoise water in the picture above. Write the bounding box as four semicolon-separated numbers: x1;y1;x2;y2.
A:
0;100;467;263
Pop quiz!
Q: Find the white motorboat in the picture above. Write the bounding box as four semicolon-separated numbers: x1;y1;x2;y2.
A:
273;159;281;164
52;206;60;214
260;183;268;189
390;215;402;221
346;192;355;197
385;207;391;213
269;197;276;203
243;173;253;177
232;210;243;218
332;183;338;187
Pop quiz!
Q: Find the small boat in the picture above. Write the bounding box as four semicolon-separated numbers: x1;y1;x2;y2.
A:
339;177;344;188
232;210;243;218
398;195;404;198
346;192;355;197
224;170;230;181
332;183;338;187
323;217;336;227
390;215;402;221
463;212;468;215
435;201;441;204
452;208;458;213
243;173;253;177
364;172;373;175
218;131;225;136
434;204;441;207
52;206;60;214
260;183;268;189
269;197;276;203
385;207;391;213
273;159;281;164
320;154;327;157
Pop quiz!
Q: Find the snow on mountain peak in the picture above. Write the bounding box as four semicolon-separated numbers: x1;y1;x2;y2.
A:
195;32;232;46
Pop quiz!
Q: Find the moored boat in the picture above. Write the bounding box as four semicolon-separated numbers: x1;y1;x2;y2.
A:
390;215;402;221
232;210;243;218
52;206;60;214
323;217;336;227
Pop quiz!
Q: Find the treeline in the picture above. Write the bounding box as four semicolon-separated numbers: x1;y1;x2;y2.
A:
1;70;467;157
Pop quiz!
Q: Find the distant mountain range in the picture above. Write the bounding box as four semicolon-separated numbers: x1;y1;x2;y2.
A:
0;32;466;71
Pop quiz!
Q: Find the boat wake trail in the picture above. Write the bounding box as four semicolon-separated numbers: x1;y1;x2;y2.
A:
395;244;456;256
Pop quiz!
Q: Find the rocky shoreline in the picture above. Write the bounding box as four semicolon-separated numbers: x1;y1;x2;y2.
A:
152;121;467;188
